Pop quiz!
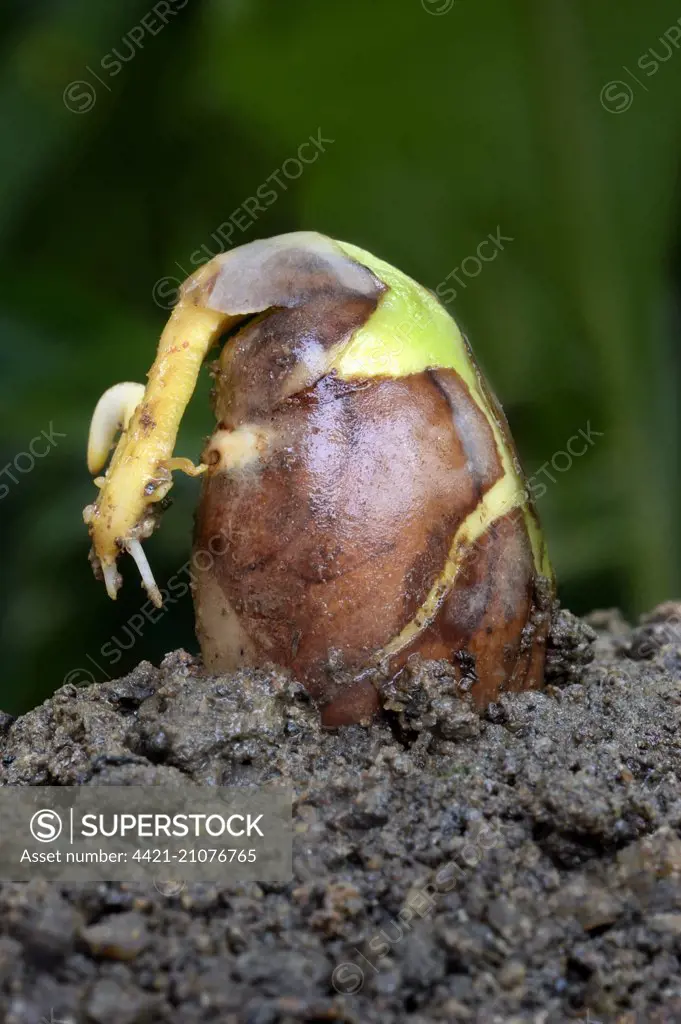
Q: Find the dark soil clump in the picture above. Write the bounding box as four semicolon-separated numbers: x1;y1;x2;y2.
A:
1;603;681;1023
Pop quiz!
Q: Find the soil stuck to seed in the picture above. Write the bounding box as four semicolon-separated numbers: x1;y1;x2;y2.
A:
1;603;681;1023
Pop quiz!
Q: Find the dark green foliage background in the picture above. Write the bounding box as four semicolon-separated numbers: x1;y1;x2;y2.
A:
1;0;680;714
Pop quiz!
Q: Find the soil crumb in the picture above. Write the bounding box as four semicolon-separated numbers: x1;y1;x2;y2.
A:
1;603;681;1023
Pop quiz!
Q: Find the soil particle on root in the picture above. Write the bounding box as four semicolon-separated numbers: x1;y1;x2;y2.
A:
1;604;681;1023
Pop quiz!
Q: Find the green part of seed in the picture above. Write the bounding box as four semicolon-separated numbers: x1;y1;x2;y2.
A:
332;240;473;386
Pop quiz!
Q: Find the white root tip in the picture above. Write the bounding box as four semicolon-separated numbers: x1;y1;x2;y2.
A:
87;382;146;475
127;538;163;608
102;563;121;601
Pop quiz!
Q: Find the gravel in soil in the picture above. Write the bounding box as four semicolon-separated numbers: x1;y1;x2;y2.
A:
1;603;681;1023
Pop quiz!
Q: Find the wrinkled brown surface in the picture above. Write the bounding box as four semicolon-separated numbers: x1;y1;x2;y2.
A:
195;368;544;720
1;603;681;1021
389;508;552;707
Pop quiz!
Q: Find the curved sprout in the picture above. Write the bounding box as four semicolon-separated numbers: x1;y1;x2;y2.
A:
83;233;383;605
87;382;146;475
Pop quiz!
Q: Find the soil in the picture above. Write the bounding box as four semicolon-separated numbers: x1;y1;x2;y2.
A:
1;602;681;1023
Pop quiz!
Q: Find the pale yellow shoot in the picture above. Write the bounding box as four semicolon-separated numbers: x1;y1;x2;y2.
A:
84;273;237;605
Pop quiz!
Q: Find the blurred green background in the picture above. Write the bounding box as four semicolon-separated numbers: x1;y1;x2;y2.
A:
1;0;680;714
